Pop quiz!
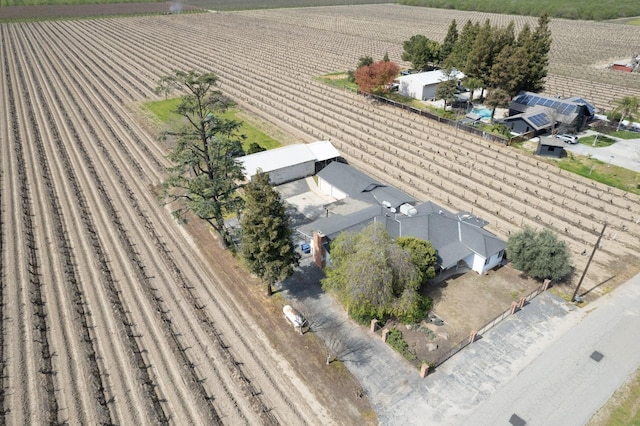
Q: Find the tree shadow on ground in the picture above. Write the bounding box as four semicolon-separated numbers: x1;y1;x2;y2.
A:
277;261;326;301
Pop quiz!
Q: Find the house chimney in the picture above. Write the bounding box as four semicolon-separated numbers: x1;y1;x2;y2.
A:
313;231;327;268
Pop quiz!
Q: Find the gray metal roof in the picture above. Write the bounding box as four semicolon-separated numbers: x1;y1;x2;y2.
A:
317;161;417;209
302;164;506;268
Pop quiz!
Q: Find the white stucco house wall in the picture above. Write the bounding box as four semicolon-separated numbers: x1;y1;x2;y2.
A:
397;69;465;101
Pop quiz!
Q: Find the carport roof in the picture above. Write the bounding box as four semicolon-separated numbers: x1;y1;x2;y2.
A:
239;141;339;179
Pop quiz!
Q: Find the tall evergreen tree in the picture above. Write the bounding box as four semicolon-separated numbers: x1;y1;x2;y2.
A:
240;170;300;296
521;14;552;92
446;20;480;70
440;19;458;64
465;20;493;87
156;70;245;249
489;44;529;96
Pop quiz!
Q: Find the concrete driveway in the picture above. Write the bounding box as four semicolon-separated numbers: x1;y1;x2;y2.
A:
563;131;640;172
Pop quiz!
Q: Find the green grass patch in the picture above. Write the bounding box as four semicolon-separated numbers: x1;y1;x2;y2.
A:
558;154;640;195
144;97;182;124
579;135;617;148
142;98;281;152
314;74;358;92
397;0;640;21
611;130;640;140
589;367;640;425
626;17;640;26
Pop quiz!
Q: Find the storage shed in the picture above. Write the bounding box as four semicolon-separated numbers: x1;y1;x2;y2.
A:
397;69;465;101
239;141;340;185
535;136;566;158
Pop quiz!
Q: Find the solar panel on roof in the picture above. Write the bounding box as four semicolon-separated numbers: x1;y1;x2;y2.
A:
529;113;550;127
550;101;560;109
529;96;541;106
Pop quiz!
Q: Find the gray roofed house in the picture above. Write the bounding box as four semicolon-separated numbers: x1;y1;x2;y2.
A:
503;92;595;134
301;163;506;275
316;161;417;210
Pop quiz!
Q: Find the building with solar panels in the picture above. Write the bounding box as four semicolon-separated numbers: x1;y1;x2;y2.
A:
502;92;596;135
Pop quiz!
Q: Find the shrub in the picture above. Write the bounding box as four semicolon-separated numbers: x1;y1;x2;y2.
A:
386;328;416;360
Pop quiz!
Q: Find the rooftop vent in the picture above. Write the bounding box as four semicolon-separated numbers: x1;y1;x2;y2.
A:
399;203;417;217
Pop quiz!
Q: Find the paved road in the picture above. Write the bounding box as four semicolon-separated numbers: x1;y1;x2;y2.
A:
463;273;640;426
278;257;587;425
280;256;640;425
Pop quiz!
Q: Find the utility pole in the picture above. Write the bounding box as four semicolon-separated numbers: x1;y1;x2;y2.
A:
572;222;607;302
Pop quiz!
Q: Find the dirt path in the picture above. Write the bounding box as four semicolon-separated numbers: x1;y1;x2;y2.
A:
1;20;359;426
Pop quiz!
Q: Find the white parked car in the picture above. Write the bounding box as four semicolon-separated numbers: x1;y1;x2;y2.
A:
556;134;579;144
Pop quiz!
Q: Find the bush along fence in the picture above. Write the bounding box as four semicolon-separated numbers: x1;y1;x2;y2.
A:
423;278;553;377
356;90;509;145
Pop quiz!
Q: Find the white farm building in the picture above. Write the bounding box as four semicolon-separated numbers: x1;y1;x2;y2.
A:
397;69;465;101
238;140;340;185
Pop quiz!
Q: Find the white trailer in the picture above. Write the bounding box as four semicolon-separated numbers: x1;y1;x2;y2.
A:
283;305;308;334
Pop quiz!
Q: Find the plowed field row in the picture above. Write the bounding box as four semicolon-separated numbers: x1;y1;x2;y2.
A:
1;16;334;426
1;7;639;424
76;13;639;279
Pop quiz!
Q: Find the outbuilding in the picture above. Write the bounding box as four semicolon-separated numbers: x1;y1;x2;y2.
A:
535;136;566;158
238;140;340;185
397;69;465;101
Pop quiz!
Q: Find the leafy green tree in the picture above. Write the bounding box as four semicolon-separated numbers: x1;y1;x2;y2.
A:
240;170;300;296
322;223;427;323
463;76;483;104
401;34;441;71
484;88;511;123
613;95;639;131
440;19;458;63
435;77;458;110
156;70;245;249
357;55;374;69
507;226;572;281
395;237;437;283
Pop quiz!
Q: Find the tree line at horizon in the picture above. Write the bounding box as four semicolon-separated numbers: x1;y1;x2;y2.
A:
397;0;640;22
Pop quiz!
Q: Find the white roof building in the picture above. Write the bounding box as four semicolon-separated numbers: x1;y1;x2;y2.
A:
397;69;465;101
239;140;340;185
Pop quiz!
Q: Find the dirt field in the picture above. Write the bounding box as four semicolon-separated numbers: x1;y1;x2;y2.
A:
1;5;640;424
384;264;544;366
